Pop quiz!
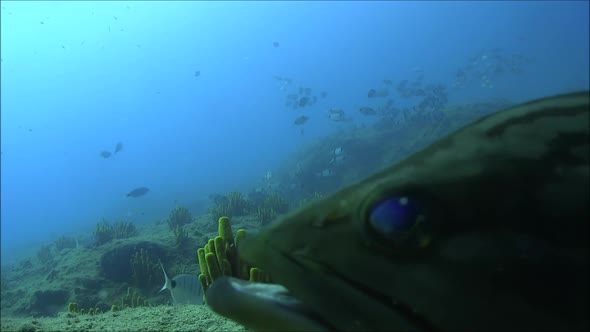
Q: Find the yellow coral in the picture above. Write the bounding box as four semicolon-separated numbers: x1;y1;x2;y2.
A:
67;301;78;313
197;216;269;301
114;287;149;310
218;216;234;246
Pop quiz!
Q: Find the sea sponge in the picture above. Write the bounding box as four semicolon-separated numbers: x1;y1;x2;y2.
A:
197;216;269;301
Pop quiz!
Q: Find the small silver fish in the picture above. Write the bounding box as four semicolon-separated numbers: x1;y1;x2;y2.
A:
159;263;204;305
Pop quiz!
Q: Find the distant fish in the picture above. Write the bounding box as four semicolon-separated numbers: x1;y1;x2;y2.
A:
100;151;112;158
126;187;150;198
273;41;280;47
298;97;309;107
327;108;350;122
330;155;346;165
294;115;309;125
316;168;334;177
114;142;123;154
194;70;200;77
159;263;204;305
367;88;389;98
359;107;377;115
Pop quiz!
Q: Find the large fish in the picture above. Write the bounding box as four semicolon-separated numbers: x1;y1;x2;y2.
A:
206;91;589;331
126;187;150;198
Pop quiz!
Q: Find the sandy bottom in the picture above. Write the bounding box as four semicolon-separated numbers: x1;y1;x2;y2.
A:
1;305;249;332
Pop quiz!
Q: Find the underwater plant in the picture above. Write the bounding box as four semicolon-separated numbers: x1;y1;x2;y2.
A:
263;192;289;214
36;244;54;263
256;206;277;226
208;191;251;222
226;191;250;215
173;225;190;247
112;220;138;239
94;219;138;245
254;192;289;225
167;205;193;230
209;202;232;223
209;191;251;221
94;220;114;246
66;302;103;315
111;287;150;311
54;236;77;251
130;248;160;290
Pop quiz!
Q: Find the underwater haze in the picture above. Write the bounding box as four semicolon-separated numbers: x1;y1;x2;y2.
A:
1;1;588;265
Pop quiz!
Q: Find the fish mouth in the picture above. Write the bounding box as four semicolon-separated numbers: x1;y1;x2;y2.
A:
205;247;434;332
205;276;331;332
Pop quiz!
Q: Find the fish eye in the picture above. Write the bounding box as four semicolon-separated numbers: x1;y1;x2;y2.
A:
364;194;433;252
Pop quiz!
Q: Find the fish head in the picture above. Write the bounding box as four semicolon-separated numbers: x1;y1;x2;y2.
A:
208;91;589;331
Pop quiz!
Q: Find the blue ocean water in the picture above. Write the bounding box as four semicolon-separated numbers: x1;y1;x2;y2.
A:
1;1;588;266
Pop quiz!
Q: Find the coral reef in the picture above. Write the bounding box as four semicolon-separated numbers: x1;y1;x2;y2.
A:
197;216;269;301
167;205;193;230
